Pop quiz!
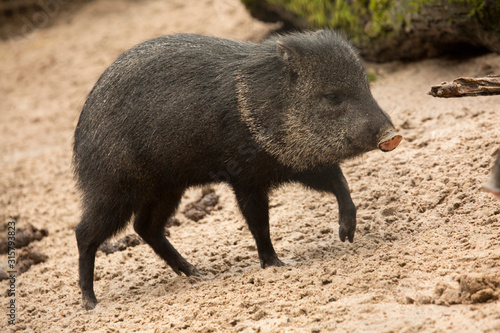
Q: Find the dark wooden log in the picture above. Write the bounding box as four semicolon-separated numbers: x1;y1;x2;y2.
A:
241;0;500;62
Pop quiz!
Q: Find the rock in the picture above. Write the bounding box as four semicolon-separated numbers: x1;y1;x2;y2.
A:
471;288;495;303
98;234;144;255
183;188;219;222
0;223;49;254
433;274;500;305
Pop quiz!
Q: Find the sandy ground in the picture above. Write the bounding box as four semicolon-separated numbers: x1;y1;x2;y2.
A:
1;0;500;332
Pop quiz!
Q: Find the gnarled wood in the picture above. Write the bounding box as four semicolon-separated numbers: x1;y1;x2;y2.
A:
429;75;500;98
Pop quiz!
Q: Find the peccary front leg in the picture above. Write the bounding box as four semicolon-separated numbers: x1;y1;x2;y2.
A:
295;165;357;243
233;186;284;268
330;167;357;243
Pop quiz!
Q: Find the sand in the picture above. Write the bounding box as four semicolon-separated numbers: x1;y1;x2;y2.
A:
1;0;500;332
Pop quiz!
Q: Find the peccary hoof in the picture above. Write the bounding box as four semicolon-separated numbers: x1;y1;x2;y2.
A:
260;256;285;268
170;259;203;277
82;294;98;310
339;225;355;243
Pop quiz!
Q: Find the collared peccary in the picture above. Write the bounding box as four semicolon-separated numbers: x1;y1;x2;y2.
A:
484;152;500;199
73;30;402;309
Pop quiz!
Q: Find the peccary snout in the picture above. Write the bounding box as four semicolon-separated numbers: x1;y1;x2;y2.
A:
484;152;500;199
378;129;403;152
345;103;402;155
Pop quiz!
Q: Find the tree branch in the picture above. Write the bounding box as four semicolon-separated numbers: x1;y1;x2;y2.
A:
429;75;500;98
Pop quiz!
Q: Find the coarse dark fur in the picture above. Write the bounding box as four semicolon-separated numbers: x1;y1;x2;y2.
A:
73;30;397;309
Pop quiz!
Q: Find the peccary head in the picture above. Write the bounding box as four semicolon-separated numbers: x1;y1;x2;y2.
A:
238;30;401;170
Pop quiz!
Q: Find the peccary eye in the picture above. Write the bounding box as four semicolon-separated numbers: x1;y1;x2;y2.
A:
324;93;342;105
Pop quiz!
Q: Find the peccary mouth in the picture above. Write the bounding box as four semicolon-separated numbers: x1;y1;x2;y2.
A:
378;130;403;152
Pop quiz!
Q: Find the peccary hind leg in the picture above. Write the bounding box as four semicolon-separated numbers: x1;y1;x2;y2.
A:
133;191;201;277
296;164;357;243
233;186;285;268
76;198;134;310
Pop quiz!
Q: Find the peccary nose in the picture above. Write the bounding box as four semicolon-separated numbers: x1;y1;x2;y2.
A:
483;177;500;199
483;154;500;199
378;129;403;152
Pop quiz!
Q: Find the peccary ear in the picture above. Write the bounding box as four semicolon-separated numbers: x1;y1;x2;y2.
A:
276;40;296;63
